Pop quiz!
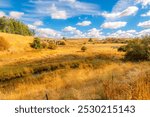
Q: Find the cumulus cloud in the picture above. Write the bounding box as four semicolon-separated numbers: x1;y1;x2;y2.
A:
102;6;138;19
77;21;91;26
138;29;150;36
9;11;24;19
108;30;137;38
101;21;127;29
63;26;76;32
141;10;150;17
33;21;43;26
49;4;68;19
138;20;150;28
0;11;6;17
36;28;61;38
87;28;102;38
29;0;100;19
28;24;37;30
63;26;83;37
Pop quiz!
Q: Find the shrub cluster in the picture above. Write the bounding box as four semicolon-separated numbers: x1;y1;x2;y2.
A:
0;36;10;51
31;38;57;50
118;36;150;61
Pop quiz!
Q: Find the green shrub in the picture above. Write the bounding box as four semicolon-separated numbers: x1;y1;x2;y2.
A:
48;42;57;50
0;36;10;51
31;37;42;49
81;46;87;52
124;36;150;61
118;45;127;52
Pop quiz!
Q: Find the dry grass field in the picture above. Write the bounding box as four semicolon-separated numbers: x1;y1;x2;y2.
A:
0;32;149;100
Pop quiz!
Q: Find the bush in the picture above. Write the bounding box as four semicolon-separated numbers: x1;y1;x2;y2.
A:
58;41;66;45
81;46;87;52
118;45;127;52
0;36;10;51
88;38;93;42
41;42;49;49
124;37;150;61
48;42;57;50
31;37;42;49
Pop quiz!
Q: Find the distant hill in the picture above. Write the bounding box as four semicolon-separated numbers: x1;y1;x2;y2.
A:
0;17;34;36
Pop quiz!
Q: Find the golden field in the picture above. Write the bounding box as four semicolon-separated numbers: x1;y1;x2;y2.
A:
0;32;149;100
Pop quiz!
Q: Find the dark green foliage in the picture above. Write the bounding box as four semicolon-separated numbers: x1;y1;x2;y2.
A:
0;17;34;36
31;37;42;49
88;38;93;42
124;36;150;61
81;46;87;52
118;45;127;52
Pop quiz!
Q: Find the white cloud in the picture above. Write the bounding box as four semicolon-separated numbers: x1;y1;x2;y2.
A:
141;10;150;17
137;29;150;36
9;11;24;19
77;21;91;26
102;6;138;19
107;30;137;38
29;0;100;19
135;0;150;7
49;4;68;19
138;20;150;28
28;24;37;30
33;21;43;26
87;28;102;38
63;26;83;37
0;11;6;17
63;26;76;32
101;21;127;29
36;28;61;38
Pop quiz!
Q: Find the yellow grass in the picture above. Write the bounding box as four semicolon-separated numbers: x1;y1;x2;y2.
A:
0;33;149;100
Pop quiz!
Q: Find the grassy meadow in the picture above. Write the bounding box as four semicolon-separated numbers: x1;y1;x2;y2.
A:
0;32;149;100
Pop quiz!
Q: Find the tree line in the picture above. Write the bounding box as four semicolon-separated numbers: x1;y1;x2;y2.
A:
0;16;34;36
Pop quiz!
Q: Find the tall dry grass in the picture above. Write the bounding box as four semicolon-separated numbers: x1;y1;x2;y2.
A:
0;32;149;100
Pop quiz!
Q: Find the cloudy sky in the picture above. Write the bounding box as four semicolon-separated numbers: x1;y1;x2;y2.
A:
0;0;150;38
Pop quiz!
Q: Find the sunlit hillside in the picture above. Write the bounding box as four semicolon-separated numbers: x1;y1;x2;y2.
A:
0;32;34;52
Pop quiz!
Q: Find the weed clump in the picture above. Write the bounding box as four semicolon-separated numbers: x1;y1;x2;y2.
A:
81;46;87;52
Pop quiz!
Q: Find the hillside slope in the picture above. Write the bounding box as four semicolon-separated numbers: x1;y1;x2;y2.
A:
0;32;34;52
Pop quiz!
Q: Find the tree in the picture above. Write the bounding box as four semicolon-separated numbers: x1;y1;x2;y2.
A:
0;17;34;36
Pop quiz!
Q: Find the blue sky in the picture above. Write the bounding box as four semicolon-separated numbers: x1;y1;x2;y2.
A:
0;0;150;38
